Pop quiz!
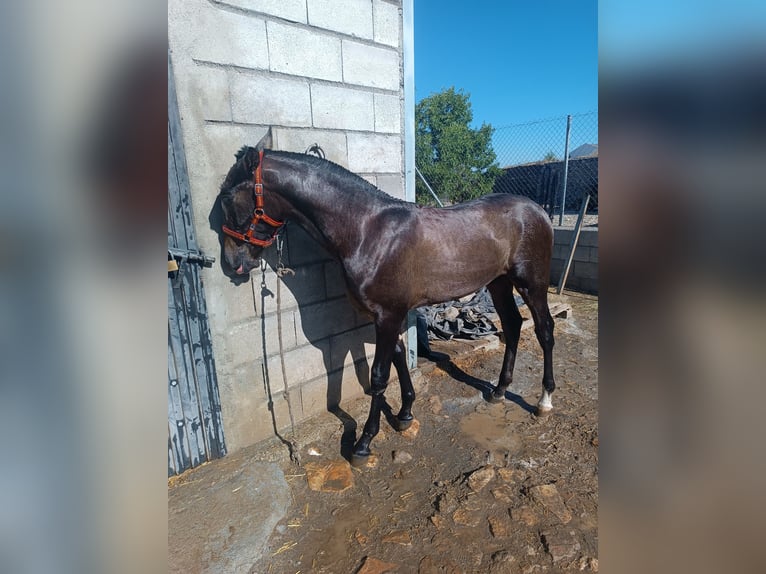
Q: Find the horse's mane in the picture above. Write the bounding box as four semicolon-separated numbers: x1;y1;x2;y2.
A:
283;150;407;203
235;145;250;162
237;146;406;205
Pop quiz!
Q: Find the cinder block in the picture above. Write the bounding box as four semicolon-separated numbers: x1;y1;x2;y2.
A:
311;84;374;131
223;311;299;367
227;391;295;447
218;362;268;403
324;261;348;298
294;298;359;346
574;243;590;261
220;0;307;23
552;244;568;260
308;0;373;39
174;64;231;122
553;228;573;244
258;263;328;315
230;72;312;126
266;340;331;389
376;173;404;199
573;261;598;281
373;0;400;47
221;321;263;366
221;278;261;325
336;360;372;401
329;325;376;371
374;92;401;134
285;224;333;266
299;375;331;416
342;40;400;90
274;129;349;167
347;133;402;173
170;1;269;69
578;228;599;247
267;21;342;81
361;174;377;186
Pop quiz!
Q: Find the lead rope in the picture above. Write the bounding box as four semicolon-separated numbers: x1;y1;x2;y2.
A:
274;232;299;465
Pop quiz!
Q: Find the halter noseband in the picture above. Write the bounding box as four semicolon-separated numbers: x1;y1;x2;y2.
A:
222;150;284;247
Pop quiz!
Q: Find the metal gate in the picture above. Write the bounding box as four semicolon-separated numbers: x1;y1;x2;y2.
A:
168;55;226;476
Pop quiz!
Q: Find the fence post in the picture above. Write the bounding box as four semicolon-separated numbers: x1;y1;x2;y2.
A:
558;114;572;226
415;166;444;207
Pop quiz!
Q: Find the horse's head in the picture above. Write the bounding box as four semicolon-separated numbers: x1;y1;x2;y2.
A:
218;129;285;275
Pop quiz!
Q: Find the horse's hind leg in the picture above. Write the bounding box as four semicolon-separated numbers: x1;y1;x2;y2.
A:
487;276;523;403
516;281;556;415
392;339;416;430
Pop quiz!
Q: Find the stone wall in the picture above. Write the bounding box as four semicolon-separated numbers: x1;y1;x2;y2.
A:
168;0;405;451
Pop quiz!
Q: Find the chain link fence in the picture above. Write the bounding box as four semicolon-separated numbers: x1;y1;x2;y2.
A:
417;111;598;228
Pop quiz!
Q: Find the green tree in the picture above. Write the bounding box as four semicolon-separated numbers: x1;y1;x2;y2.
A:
416;87;501;205
542;150;559;162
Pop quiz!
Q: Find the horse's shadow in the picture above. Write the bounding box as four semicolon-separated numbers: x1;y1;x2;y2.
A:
209;199;373;459
432;355;537;415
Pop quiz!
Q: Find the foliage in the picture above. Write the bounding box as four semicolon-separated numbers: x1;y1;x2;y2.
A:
415;87;501;205
542;150;559;162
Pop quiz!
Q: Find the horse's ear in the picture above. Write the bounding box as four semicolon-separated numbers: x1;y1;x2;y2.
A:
254;127;273;152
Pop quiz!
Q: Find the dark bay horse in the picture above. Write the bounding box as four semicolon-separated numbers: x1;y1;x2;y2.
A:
217;130;556;464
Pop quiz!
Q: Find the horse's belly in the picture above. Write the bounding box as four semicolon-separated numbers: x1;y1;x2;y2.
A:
416;260;503;306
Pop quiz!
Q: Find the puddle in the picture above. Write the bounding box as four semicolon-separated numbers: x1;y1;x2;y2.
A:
458;404;523;458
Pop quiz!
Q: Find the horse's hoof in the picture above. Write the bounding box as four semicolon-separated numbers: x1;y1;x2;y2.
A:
535;405;553;417
488;393;505;404
350;452;370;468
395;418;413;431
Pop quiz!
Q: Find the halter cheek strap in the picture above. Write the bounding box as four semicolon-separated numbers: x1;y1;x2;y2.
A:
222;150;284;247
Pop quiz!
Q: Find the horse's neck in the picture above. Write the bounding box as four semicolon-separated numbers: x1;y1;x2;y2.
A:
273;157;382;259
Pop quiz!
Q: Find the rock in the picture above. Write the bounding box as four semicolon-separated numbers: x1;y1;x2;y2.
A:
382;530;411;546
541;531;581;563
305;460;354;493
419;555;461;574
429;514;444;529
357;556;398;574
401;419;421;439
363;454;379;469
452;507;482;527
436;492;458;514
488;515;511;538
491;485;514;504
392;450;413;464
467;466;495;492
489;550;517;573
578;556;599;571
529;484;572;524
496;468;516;483
355;530;369;546
511;506;539;527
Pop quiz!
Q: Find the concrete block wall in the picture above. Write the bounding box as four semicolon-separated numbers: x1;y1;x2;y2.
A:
168;0;405;451
549;227;598;293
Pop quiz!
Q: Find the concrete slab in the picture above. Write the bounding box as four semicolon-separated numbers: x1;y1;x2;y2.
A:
169;461;291;573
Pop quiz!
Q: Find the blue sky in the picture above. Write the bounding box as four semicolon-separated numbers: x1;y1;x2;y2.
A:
414;0;598;128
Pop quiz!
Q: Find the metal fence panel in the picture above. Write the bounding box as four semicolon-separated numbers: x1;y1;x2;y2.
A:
417;111;598;228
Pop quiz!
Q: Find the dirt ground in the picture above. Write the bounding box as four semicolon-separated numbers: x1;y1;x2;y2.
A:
169;290;598;573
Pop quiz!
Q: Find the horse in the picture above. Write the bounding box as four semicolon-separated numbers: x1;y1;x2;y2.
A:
216;129;556;465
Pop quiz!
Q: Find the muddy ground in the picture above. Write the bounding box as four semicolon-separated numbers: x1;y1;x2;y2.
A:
169;291;598;573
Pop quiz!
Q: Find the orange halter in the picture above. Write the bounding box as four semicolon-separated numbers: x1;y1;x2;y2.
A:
222;150;284;247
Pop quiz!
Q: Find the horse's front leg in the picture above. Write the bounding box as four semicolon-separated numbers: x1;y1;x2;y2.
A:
351;316;402;464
